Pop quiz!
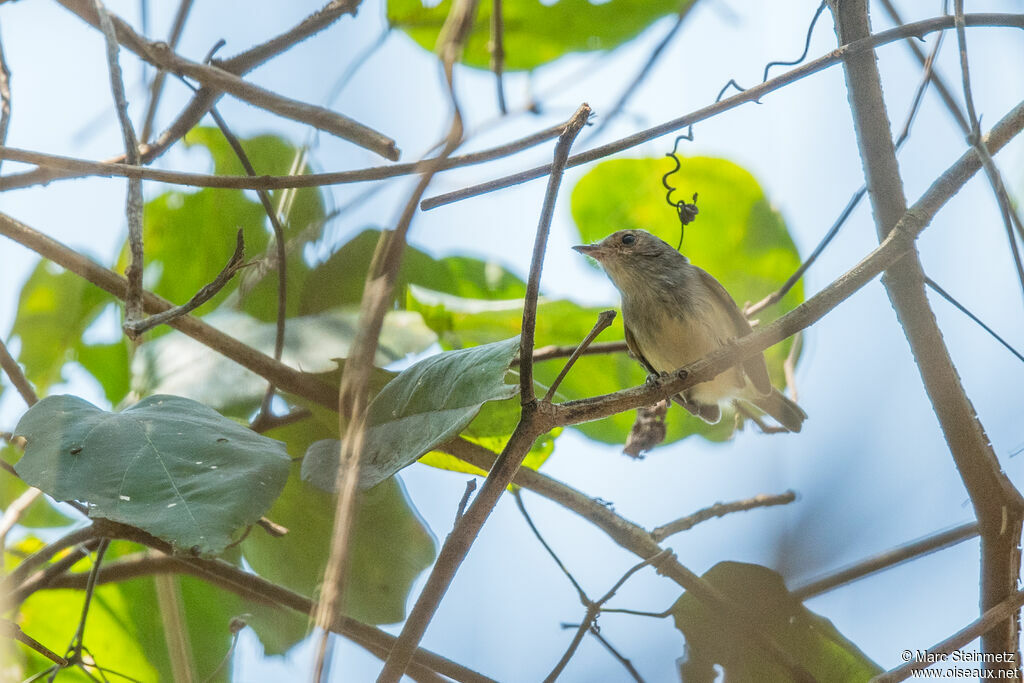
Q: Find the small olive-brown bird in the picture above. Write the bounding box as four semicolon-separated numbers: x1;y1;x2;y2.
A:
574;229;806;432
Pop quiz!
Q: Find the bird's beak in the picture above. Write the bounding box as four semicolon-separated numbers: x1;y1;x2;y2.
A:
573;243;605;260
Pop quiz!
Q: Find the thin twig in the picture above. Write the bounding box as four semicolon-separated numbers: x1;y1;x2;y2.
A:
0;121;566;191
528;340;629;364
139;0;194;143
586;0;695;142
314;4;475;673
57;0;399;160
519;106;592;402
924;277;1024;364
0;23;11;177
542;310;616;402
650;491;797;543
0;211;339;410
67;538;110;663
123;229;246;335
2;620;68;666
419;13;1024;210
0;0;364;192
745;27;944;319
871;589;1024;683
56;536;493;682
93;0;145;337
792;521;979;600
378;103;591;683
0;487;43;555
877;0;970;134
0;337;39;406
1;525;99;597
588;628;644;683
544;550;671;682
488;0;507;114
513;489;588;603
203;106;288;423
455;480;477;522
953;0;1024;303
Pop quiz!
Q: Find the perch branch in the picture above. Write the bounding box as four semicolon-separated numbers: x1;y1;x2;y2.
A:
651;491;797;543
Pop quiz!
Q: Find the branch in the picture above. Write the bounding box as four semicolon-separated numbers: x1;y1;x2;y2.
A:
828;1;1023;672
55;0;399;160
17;551;496;683
792;521;979;600
0;212;338;410
314;6;475;674
542;310;616;402
123;229;246;335
0;336;38;406
139;0;195;144
0;0;364;191
871;589;1024;683
0;24;11;177
0;121;565;191
650;491;797;543
419;13;1024;210
378;103;591;683
93;0;145;336
488;0;507;114
952;0;1024;302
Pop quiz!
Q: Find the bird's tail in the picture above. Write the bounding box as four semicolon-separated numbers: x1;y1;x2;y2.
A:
748;389;807;433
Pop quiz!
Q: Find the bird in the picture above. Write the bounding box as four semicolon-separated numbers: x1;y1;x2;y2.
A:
573;228;806;433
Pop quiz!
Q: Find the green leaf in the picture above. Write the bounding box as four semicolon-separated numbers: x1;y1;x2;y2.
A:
246;416;436;626
13;395;290;555
319;336;521;490
388;0;695;71
132;309;435;418
300;228;526;314
16;585;160;682
671;562;882;682
9;261;111;393
300;337;522;489
408;286;735;446
76;337;132;406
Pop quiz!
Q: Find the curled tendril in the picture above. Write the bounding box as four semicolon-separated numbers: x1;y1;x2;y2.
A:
662;127;699;250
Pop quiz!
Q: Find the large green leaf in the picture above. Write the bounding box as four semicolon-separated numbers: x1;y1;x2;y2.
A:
13;395;290;555
409;287;735;445
9;261;111;394
245;417;436;628
388;0;695;71
302;337;521;490
301;228;526;314
672;562;881;682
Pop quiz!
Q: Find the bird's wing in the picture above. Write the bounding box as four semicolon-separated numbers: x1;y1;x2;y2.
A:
694;267;772;396
624;321;658;376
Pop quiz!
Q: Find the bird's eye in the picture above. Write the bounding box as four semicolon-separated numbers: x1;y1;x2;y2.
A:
621;233;636;245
